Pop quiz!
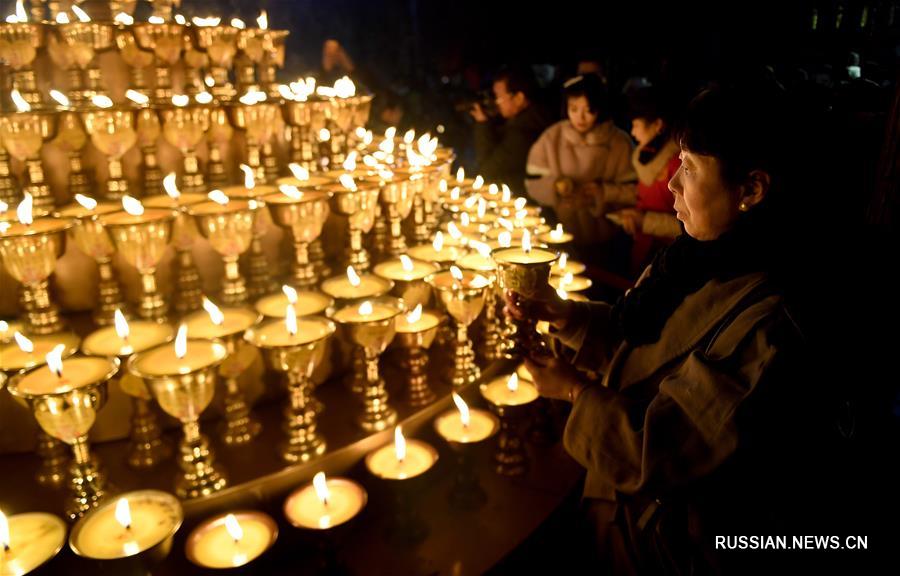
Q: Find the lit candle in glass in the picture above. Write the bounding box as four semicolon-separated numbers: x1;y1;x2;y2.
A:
283;472;368;530
0;331;80;373
373;255;439;309
69;491;182;561
365;426;438;480
407;231;467;266
185;512;278;569
130;324;227;377
480;373;539;407
0;509;66;575
549;272;593;293
550;252;586;276
538;223;574;245
434;393;499;445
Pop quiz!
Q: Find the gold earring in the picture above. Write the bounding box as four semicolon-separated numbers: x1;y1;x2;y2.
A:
739;202;749;212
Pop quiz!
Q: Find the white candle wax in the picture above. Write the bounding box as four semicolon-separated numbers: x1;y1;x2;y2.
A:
70;491;182;560
185;512;277;569
320;274;392;301
14;357;117;396
549;275;593;292
0;512;66;575
0;332;80;372
131;341;226;377
480;374;540;406
255;291;332;318
434;408;498;444
183;308;258;339
406;243;466;264
373;258;438;282
365;439;437;480
248;317;333;348
81;322;173;357
284;479;367;530
333;302;400;324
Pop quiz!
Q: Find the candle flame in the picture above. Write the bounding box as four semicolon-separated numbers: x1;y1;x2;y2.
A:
55;12;69;23
339;174;357;192
358;301;373;316
432;231;444;252
473;241;492;258
162;173;180;199
122;195;145;216
464;195;479;211
256;10;268;29
114;309;130;340
115;498;132;530
16;193;33;225
515;197;528;212
460;212;470;227
488;183;499;196
195;91;213;105
346;266;361;287
318;128;331;142
384;127;397;140
497;218;513;232
394;426;406;462
114;12;134;25
280;303;297;338
313;472;330;505
362;154;378;168
561;272;574;287
46;344;64;378
10;89;30;113
399;255;414;272
208;190;229;205
288;163;309;181
192;16;221;27
174;14;186;25
231;18;246;29
450;265;463;281
148;15;164;24
454;168;465;184
355;126;367;139
557;288;569;301
477;198;487;219
49;89;70;107
452;392;470;427
0;509;8;551
240;164;255;189
402;129;415;145
363;131;373;146
334;76;356;98
225;514;243;542
507;373;519;392
71;4;90;22
171;94;189;107
559;252;568;269
522;230;532;253
202;297;225;326
447;222;462;241
175;324;188;359
205;75;215;88
472;175;484;190
279;184;302;200
406;303;423;323
342;151;357;171
124;89;148;106
502;184;512;203
449;187;460;202
282;285;298;304
14;331;33;353
498;231;512;248
91;94;113;109
0;320;7;333
15;0;26;22
0;200;6;213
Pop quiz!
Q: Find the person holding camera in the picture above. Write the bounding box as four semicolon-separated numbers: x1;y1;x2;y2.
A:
525;75;637;263
470;66;550;192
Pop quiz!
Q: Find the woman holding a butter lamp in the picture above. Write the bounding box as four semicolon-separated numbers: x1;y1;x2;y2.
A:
505;82;824;573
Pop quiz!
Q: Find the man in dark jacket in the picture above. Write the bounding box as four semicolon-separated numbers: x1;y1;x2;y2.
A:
471;67;549;193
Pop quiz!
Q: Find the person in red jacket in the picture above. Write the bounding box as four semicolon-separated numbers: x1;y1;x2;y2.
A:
608;86;682;277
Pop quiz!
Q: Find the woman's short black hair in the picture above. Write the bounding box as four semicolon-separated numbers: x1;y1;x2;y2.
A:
676;80;788;189
626;85;671;124
562;74;610;120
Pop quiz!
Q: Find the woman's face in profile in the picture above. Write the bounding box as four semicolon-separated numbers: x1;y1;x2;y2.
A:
567;96;598;134
668;149;743;241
